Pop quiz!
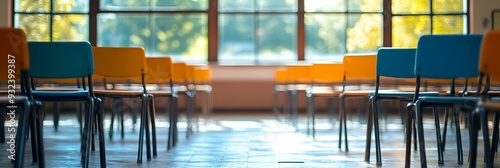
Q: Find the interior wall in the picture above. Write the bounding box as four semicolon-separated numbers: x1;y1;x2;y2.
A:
0;1;10;27
470;0;500;33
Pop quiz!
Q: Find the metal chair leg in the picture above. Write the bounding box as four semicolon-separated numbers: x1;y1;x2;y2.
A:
415;102;427;168
432;108;444;164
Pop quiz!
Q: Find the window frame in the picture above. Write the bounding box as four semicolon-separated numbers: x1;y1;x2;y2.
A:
11;0;470;64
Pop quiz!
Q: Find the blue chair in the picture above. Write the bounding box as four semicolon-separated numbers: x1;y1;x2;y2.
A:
405;34;483;168
28;42;106;168
364;48;440;165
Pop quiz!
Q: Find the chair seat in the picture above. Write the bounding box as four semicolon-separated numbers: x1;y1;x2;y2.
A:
32;90;90;100
342;90;375;96
417;96;480;103
274;85;287;92
309;87;341;97
370;91;440;97
147;90;174;96
35;86;83;91
0;96;29;104
94;89;144;96
195;85;212;92
477;101;500;110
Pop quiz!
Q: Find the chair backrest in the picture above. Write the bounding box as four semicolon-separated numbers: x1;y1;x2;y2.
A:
92;47;147;79
275;67;288;84
479;31;500;84
194;66;212;84
415;34;483;79
28;42;94;79
0;28;29;81
312;63;344;84
376;48;416;78
290;64;313;84
172;62;188;84
343;54;377;80
186;65;196;84
146;57;173;84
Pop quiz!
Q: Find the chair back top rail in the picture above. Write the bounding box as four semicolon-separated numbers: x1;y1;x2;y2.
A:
415;34;483;79
479;31;500;84
343;54;377;80
28;42;94;79
0;28;29;81
92;47;146;79
312;63;344;84
377;48;416;78
146;57;173;84
173;62;188;84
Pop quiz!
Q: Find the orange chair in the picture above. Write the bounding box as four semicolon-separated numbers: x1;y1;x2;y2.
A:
287;64;313;128
193;66;213;120
143;57;178;150
338;54;377;151
92;47;156;163
273;67;290;120
306;63;344;138
172;62;196;139
0;27;39;167
470;30;500;168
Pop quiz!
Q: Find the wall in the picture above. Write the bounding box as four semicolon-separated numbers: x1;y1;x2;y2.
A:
470;0;500;33
0;1;10;27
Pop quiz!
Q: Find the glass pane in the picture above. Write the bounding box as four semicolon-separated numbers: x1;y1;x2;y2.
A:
152;0;208;10
15;0;50;12
305;0;345;12
432;15;465;34
152;14;208;62
347;14;382;53
348;0;382;12
392;0;429;14
14;14;50;41
257;0;297;12
53;14;89;41
100;0;149;10
97;14;150;51
257;14;297;62
219;0;255;12
305;14;345;61
433;0;465;13
53;0;89;13
218;14;255;62
392;16;431;47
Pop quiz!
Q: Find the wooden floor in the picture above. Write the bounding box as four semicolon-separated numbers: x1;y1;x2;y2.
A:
1;110;499;168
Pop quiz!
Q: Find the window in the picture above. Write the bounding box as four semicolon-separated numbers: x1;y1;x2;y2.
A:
97;0;208;62
392;0;467;47
304;0;383;61
14;0;89;41
218;0;297;64
12;0;468;63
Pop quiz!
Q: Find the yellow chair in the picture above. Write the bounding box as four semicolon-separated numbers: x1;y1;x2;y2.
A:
92;47;156;163
172;62;196;139
273;67;289;120
143;57;179;150
470;30;500;168
287;64;313;127
306;63;344;138
0;27;39;167
338;54;377;151
193;66;213;120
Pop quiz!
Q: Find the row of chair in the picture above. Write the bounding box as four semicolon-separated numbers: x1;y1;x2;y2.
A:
0;27;212;168
273;31;500;167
